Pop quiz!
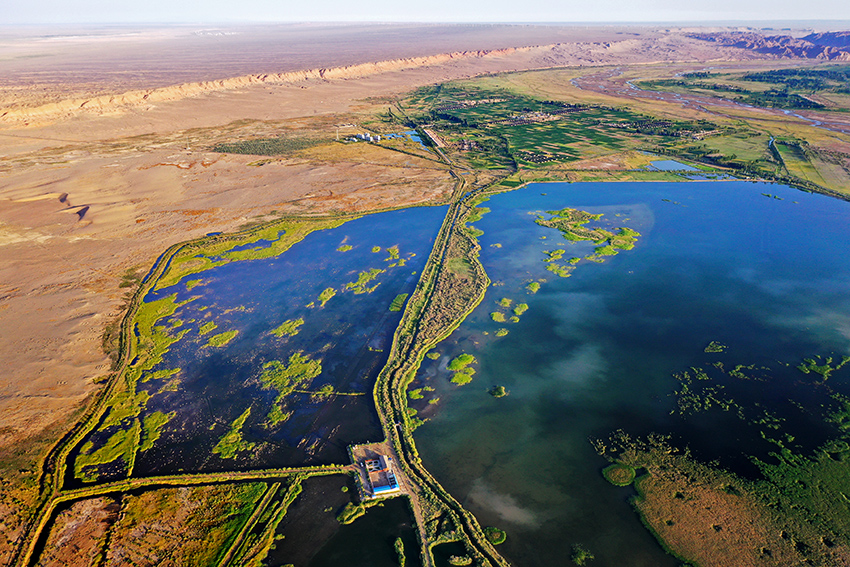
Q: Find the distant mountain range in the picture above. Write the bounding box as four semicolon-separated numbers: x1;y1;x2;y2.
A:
689;31;850;61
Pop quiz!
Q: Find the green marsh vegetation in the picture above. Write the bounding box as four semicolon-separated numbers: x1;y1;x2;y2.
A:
205;330;239;348
602;464;636;486
464;225;484;238
570;544;595;565
513;303;528;316
797;355;850;380
389;293;409;312
259;352;323;426
139;411;175;452
466;206;491;224
310;384;336;402
448;354;476;371
372;246;382;253
75;426;139;481
483;526;507;544
198;321;218;336
213;407;256;459
490;312;506;323
395;536;407;567
337;244;353;252
74;292;197;481
495;328;509;337
318;287;336;307
448;353;477;385
526;282;540;293
270;318;304;338
265;405;293;427
671;366;738;416
488;386;508;398
536;207;641;269
546;263;573;277
704;341;727;353
497;297;512;308
152;217;353;292
337;502;366;524
451;371;473;386
140;367;180;383
594;351;850;565
345;268;385;294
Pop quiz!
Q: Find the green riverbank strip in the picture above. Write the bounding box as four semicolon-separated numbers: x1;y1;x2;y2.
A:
372;180;511;567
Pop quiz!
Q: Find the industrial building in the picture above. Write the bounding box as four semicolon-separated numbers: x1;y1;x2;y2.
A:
364;454;401;496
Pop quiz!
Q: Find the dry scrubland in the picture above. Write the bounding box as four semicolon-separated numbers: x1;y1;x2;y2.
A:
2;23;849;565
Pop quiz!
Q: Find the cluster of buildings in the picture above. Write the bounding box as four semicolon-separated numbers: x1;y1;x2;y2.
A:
363;454;401;497
351;132;382;142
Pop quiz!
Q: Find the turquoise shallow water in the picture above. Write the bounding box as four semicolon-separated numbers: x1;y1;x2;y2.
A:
411;180;850;566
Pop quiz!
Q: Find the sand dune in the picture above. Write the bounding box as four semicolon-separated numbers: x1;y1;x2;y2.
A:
0;31;765;127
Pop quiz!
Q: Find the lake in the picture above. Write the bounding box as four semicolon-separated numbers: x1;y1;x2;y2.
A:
410;180;850;566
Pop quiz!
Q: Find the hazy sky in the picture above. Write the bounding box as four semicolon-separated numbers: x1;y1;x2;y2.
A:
4;0;849;24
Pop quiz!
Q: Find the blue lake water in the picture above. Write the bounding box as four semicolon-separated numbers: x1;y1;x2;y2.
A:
648;159;700;171
74;205;447;481
410;180;850;566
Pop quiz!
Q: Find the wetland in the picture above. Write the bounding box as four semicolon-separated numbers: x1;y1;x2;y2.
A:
72;205;447;484
410;179;850;566
40;176;850;567
11;55;850;567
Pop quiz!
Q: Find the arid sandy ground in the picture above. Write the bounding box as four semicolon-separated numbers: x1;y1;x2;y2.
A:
0;24;765;490
0;23;762;112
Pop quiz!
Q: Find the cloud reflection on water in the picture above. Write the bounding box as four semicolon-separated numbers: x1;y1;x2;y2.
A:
467;478;540;528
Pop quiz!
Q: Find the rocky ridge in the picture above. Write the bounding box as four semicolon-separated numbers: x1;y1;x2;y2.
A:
689;30;850;61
